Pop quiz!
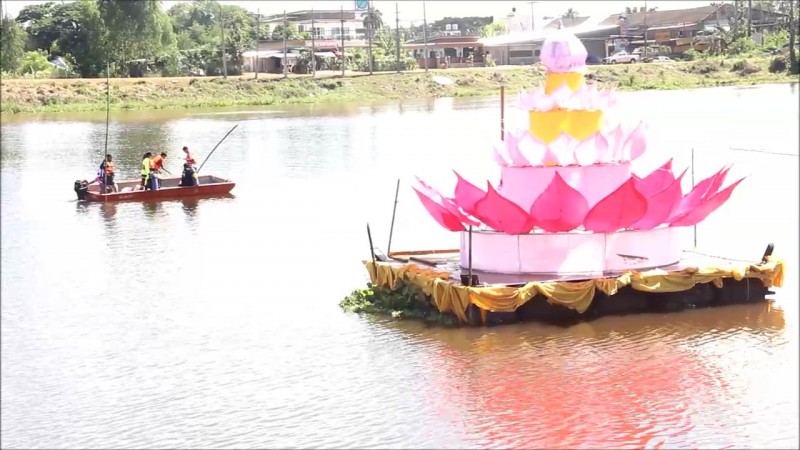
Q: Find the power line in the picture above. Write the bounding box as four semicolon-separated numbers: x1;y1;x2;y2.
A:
729;147;799;157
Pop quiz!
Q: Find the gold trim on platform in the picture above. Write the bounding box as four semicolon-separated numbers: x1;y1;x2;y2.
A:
363;256;785;323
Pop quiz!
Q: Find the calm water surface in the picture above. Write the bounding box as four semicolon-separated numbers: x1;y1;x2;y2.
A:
1;84;798;449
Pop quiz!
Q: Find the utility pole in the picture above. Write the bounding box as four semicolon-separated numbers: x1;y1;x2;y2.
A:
220;4;227;78
395;2;400;73
341;5;345;76
642;0;648;57
367;7;374;74
747;0;753;37
311;8;316;78
527;1;539;31
255;9;260;79
422;0;428;72
283;10;288;79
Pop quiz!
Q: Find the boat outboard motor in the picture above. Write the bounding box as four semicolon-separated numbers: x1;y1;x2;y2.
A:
74;180;89;201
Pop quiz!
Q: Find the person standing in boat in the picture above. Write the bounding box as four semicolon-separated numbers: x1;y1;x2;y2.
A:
182;146;200;185
182;146;196;169
140;152;152;190
149;152;167;190
99;154;118;193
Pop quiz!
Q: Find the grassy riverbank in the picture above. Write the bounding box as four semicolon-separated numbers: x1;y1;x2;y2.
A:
1;57;796;114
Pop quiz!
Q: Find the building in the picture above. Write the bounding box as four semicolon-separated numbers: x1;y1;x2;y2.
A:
479;23;620;66
243;39;349;74
428;16;494;37
403;36;484;68
543;16;591;30
260;10;366;41
598;4;788;54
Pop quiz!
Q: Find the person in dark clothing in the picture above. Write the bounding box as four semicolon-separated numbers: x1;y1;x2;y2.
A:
179;163;198;187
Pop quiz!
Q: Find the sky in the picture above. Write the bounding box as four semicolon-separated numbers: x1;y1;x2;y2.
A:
3;0;714;25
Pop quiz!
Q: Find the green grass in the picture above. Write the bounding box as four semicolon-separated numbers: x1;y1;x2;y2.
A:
1;57;796;114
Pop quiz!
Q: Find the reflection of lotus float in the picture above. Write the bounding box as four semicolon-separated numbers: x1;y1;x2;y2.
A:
352;31;785;326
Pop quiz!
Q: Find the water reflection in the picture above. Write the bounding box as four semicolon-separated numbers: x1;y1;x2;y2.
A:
0;84;797;449
180;198;200;223
141;201;162;221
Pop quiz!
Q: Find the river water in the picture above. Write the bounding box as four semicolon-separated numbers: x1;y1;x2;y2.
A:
1;84;798;449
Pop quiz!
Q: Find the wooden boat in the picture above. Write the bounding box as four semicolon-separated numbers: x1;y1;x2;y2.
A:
77;175;235;203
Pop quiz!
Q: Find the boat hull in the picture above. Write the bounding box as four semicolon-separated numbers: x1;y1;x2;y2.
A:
82;175;235;203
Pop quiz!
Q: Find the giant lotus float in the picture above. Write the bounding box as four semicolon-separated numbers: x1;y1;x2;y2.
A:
357;30;785;326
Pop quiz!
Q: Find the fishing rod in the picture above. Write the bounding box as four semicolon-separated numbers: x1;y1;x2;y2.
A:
196;124;239;175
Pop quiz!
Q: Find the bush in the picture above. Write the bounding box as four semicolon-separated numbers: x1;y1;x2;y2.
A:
769;56;788;73
687;60;719;74
731;60;761;75
726;37;757;56
683;48;701;61
18;50;54;77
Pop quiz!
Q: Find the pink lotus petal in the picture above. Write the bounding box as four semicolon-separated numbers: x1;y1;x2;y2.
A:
667;166;729;223
573;134;600;166
634;158;675;197
583;178;648;232
529;172;589;232
518;133;548;165
550;84;575;108
669;178;745;227
412;187;467;232
473;183;535;234
415;177;481;227
492;142;510;166
505;131;531;166
547;133;575;165
601;125;625;163
452;170;486;216
623;122;647;160
703;164;732;200
631;170;686;230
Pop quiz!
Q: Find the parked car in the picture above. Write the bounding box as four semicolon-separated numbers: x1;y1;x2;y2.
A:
652;56;674;63
585;54;602;65
780;42;800;56
604;51;640;64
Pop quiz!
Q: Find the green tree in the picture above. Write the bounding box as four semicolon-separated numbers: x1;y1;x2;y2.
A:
167;0;255;75
1;17;27;73
479;21;506;37
98;0;176;73
270;23;303;41
14;0;106;76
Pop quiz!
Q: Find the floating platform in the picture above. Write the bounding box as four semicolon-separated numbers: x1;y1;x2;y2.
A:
363;249;785;326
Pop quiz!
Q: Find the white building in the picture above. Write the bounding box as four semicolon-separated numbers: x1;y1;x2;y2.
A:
261;10;366;41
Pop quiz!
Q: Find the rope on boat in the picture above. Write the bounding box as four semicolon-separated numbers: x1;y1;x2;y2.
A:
681;249;760;264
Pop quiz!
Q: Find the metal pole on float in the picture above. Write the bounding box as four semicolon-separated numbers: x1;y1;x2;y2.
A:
255;9;260;80
500;85;505;140
691;147;697;249
367;223;377;280
467;226;473;286
387;179;401;255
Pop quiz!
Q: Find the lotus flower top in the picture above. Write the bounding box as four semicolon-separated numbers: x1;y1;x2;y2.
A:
518;83;618;112
540;30;588;74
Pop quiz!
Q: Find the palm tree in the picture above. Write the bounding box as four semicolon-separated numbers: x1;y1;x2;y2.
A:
561;8;579;26
362;8;383;74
